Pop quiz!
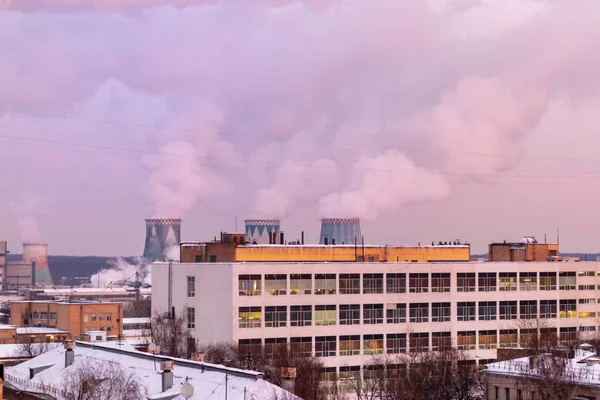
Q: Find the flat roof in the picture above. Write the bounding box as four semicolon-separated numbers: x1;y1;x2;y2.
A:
11;300;123;305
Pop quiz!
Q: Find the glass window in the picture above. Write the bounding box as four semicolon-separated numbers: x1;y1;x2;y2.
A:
457;331;476;350
581;326;596;332
409;303;429;323
315;305;336;326
499;272;517;291
559;299;576;318
432;302;451;322
239;275;261;296
339;274;360;294
409;273;428;293
49;312;57;321
478;301;497;321
386;303;406;324
265;338;286;358
339;335;361;356
315;274;336;295
290;274;311;295
363;334;384;355
559;272;576;290
478;273;497;292
499;301;517;320
106;313;112;322
520;300;537;319
457;302;476;321
540;300;557;318
386;333;407;354
457;273;476;292
578;271;595;277
409;333;429;352
265;306;287;327
238;339;262;356
40;311;48;320
320;367;337;389
431;273;451;293
363;304;384;324
580;298;596;304
33;311;39;319
540;272;557;290
386;273;406;293
499;329;518;348
560;327;577;344
363;273;384;294
290;305;312;327
479;330;497;349
265;274;287;296
84;314;89;322
339;304;360;325
432;332;451;351
187;276;195;298
339;366;360;393
290;337;312;357
99;314;104;322
579;285;595;290
91;314;97;322
238;306;262;328
519;272;537;291
315;336;336;357
187;307;195;329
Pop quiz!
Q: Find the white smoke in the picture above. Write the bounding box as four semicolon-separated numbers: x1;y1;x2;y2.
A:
90;257;149;288
9;191;43;242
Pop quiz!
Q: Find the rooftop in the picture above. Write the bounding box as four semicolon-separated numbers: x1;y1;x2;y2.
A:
11;300;122;305
123;317;151;325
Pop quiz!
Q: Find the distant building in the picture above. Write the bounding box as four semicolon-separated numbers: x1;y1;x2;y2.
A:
10;301;124;340
4;260;34;290
489;236;560;262
0;241;6;291
0;325;70;344
20;287;151;302
122;317;151;343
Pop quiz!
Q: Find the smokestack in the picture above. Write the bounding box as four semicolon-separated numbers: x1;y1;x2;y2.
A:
319;218;362;246
143;219;181;262
22;243;52;286
245;219;281;245
280;231;284;245
301;231;304;245
161;360;175;392
64;340;75;368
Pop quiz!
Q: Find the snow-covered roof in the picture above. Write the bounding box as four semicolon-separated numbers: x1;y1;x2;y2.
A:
123;317;151;325
16;327;69;335
122;329;150;338
6;341;297;400
0;324;16;330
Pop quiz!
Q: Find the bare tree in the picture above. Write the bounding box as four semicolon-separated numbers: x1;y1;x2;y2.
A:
513;318;559;355
124;298;151;318
14;339;60;358
150;309;192;358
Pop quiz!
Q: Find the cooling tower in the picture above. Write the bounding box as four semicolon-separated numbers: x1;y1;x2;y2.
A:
319;218;362;245
245;219;281;244
143;219;182;261
22;242;53;286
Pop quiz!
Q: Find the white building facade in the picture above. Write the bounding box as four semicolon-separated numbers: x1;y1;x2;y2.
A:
152;261;600;371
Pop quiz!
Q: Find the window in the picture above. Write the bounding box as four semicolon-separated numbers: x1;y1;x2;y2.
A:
581;326;596;332
320;367;337;388
579;285;595;290
478;273;497;292
409;273;428;293
519;272;537;291
559;299;576;318
540;300;557;318
540;272;557;290
290;305;312;327
33;311;39;319
583;312;600;319
519;300;537;319
494;386;499;400
187;276;195;297
432;332;451;351
499;329;518;348
265;306;287;327
386;333;407;354
315;336;336;357
84;314;89;322
106;313;112;322
410;332;429;352
559;272;576;290
505;388;510;400
409;303;429;323
339;274;360;294
315;274;336;295
339;335;360;356
560;327;577;343
386;273;406;293
457;302;476;321
518;390;523;400
339;304;360;325
238;339;262;356
431;273;450;292
239;307;262;328
578;271;595;277
457;273;476;292
457;331;476;350
209;255;217;262
40;311;48;320
290;337;312;357
91;314;97;322
339;366;360;393
265;274;287;295
432;302;451;322
479;301;497;321
239;275;261;296
386;303;407;324
99;314;104;322
499;272;517;291
49;312;57;321
363;334;384;355
479;330;497;349
499;301;517;320
363;304;384;324
290;274;311;295
195;255;202;262
187;307;195;329
580;298;596;304
265;338;286;358
315;305;336;326
363;273;383;294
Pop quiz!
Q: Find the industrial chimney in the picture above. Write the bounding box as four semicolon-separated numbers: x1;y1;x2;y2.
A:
319;218;362;245
244;219;281;244
143;219;182;262
22;242;52;286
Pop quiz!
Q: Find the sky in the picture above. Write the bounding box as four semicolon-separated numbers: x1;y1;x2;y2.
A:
1;0;600;256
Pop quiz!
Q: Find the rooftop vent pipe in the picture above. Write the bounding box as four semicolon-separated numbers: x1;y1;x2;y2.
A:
64;340;76;368
161;360;175;392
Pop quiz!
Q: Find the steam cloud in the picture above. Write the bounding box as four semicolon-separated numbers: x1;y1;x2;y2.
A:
1;0;599;225
9;192;43;242
91;257;150;288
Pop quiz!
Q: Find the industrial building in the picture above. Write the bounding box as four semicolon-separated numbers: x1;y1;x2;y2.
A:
489;236;560;262
0;241;53;290
143;218;181;262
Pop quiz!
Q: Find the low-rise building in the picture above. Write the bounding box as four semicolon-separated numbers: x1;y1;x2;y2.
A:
20;287;151;302
0;325;70;344
122;317;151;342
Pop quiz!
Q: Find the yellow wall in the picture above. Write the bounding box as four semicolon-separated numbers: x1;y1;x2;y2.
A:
234;245;470;262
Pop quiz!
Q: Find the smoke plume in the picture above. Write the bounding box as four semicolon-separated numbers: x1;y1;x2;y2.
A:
9;192;43;242
91;257;149;288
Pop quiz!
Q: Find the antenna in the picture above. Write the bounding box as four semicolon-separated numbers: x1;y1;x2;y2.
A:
557;228;560;246
235;217;238;233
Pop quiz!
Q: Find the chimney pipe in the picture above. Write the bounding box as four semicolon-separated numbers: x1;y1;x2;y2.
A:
161;360;175;392
64;340;75;368
324;237;328;246
301;231;304;245
280;232;284;245
332;238;336;245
